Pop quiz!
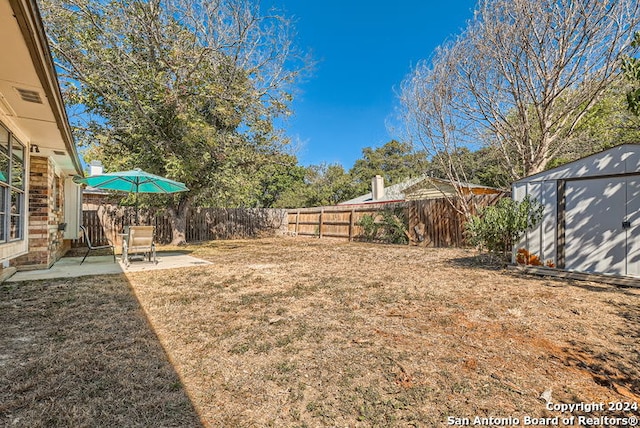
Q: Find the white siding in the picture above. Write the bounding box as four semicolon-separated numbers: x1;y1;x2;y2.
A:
512;181;557;263
512;183;528;254
525;182;542;257
63;177;81;239
0;241;28;263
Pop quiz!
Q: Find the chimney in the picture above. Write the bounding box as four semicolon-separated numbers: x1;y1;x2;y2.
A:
89;160;103;176
371;175;384;201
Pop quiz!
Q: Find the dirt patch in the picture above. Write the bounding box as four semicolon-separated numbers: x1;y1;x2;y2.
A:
123;238;640;426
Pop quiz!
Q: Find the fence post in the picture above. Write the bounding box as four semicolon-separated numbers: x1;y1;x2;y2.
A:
348;209;355;242
295;209;300;236
319;208;324;239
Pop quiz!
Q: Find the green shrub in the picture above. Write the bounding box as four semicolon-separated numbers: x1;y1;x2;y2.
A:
379;209;408;245
358;214;378;242
465;196;543;259
358;208;408;245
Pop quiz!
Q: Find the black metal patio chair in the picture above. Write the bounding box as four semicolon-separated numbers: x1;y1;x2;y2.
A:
80;225;116;265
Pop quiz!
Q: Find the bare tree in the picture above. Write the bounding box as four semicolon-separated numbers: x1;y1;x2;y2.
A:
400;44;482;215
402;0;640;185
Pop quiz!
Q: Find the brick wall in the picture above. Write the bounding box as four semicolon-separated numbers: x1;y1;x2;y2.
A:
51;173;68;261
12;156;67;270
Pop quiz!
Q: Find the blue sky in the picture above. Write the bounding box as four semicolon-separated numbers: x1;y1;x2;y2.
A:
265;1;476;169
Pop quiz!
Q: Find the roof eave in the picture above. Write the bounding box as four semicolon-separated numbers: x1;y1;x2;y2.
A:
10;0;82;175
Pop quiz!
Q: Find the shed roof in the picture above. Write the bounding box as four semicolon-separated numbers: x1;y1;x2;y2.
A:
513;144;640;184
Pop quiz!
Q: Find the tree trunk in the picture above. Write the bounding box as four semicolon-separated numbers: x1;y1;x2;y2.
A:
168;196;191;245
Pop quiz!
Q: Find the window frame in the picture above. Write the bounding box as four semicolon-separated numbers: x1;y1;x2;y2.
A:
0;122;26;244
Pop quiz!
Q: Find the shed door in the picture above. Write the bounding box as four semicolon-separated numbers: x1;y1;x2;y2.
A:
564;178;627;275
626;178;640;276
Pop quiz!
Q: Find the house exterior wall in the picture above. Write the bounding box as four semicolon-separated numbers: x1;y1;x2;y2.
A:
0;0;83;279
404;184;457;201
403;178;503;202
405;185;502;201
11;156;67;270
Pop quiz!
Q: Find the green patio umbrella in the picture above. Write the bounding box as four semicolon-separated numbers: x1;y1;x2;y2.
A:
73;168;188;224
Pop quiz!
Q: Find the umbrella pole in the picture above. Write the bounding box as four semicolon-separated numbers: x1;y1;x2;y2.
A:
134;180;139;226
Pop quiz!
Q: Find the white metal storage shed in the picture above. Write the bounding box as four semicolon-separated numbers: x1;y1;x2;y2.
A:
512;144;640;277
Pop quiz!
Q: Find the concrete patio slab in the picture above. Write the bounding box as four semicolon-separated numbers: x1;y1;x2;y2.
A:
6;252;212;282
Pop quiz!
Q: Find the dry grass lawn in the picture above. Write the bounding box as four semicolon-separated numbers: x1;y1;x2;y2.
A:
2;237;640;427
0;275;201;427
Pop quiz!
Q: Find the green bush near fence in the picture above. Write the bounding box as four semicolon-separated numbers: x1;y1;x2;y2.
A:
357;208;408;245
464;196;543;259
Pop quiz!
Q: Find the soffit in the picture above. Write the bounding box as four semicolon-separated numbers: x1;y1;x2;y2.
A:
0;0;79;175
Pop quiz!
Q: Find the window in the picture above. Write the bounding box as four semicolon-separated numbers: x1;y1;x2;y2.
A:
0;123;25;243
10;190;22;240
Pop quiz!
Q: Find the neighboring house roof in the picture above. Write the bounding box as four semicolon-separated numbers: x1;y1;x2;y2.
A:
339;175;425;205
1;0;82;175
339;175;502;205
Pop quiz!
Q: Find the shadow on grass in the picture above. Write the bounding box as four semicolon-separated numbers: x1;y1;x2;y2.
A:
451;253;640;406
450;254;640;294
449;254;508;272
561;299;640;403
0;276;203;427
66;246;195;258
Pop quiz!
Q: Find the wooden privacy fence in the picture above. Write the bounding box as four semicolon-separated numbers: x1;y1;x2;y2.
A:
287;202;408;241
286;194;505;247
409;194;504;246
74;195;504;248
75;206;288;247
76;208;172;247
186;207;288;241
